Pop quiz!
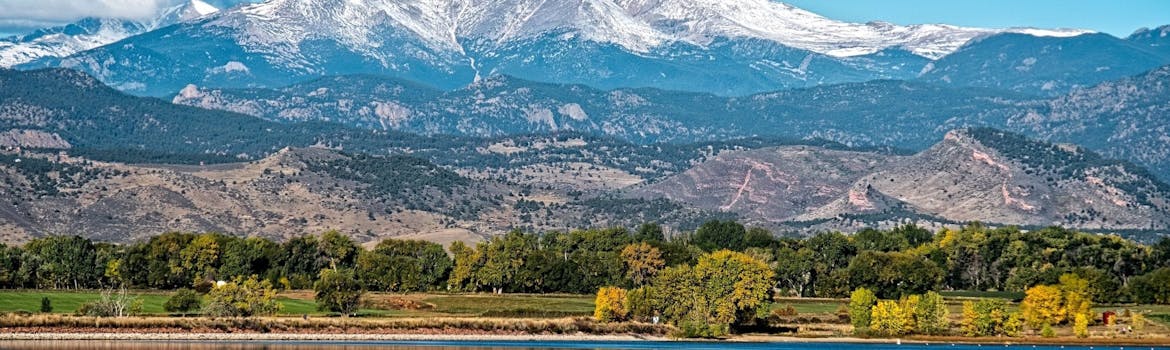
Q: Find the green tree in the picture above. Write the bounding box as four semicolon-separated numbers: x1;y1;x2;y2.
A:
320;230;358;269
314;268;363;316
219;237;278;280
961;299;1009;337
447;241;481;291
40;297;52;313
277;234;328;289
634;223;665;243
180;233;221;284
848;288;878;333
807;232;856;297
626;286;654;322
915;292;949;335
21;235;100;289
691;220;747;252
847;250;942;299
164;288;203;316
371;239;452;290
773;247;814;297
650;250;774;337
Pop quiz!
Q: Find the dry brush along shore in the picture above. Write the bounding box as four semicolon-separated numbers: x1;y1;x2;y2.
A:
0;314;672;337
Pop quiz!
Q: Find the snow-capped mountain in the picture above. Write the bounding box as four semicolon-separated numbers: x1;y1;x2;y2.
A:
24;0;1157;96
0;0;219;67
215;0;1089;60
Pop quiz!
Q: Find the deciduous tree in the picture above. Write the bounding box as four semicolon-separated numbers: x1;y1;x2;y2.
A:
594;286;629;322
621;243;664;287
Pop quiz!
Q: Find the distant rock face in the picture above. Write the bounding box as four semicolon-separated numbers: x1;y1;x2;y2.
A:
1010;65;1170;182
634;129;1170;232
630;146;893;223
0;130;71;149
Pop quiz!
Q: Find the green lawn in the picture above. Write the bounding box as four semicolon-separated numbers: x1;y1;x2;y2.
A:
0;290;327;316
0;290;172;314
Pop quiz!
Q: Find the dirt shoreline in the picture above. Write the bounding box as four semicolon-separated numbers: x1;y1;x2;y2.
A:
2;331;1170;346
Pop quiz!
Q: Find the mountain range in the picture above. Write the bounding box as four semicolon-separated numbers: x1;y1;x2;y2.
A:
169;64;1170;184
13;0;1169;97
1;1;1169;242
3;68;1170;243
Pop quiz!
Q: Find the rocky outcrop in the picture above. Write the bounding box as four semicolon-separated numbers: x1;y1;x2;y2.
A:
0;129;71;149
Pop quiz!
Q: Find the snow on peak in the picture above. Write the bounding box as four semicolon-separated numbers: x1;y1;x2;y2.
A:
189;0;221;17
201;0;1095;61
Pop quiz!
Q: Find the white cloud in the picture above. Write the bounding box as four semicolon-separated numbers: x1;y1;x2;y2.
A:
0;0;178;23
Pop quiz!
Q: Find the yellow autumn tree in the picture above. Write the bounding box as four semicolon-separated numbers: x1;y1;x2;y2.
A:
594;286;629;322
1060;274;1092;322
621;243;665;287
1022;285;1065;327
1074;313;1090;338
898;295;920;335
871;300;906;336
960;301;979;337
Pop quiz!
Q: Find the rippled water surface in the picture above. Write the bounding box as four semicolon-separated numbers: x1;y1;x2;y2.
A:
0;341;1166;350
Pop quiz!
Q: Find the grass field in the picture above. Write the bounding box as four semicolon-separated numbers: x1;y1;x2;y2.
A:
0;291;597;318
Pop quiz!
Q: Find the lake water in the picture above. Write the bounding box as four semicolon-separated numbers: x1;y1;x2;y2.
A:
0;341;1165;350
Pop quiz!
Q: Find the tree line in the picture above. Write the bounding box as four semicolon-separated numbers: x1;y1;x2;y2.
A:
2;222;1169;305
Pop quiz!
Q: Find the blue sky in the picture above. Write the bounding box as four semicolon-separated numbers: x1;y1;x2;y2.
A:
2;0;1168;38
786;0;1170;37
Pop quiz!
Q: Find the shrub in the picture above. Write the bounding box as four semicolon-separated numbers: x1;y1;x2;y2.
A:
314;269;363;316
772;304;798;317
594;286;629;322
164;288;203;316
1041;323;1056;338
78;289;143;317
672;320;727;339
40;297;52;313
1003;312;1024;337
